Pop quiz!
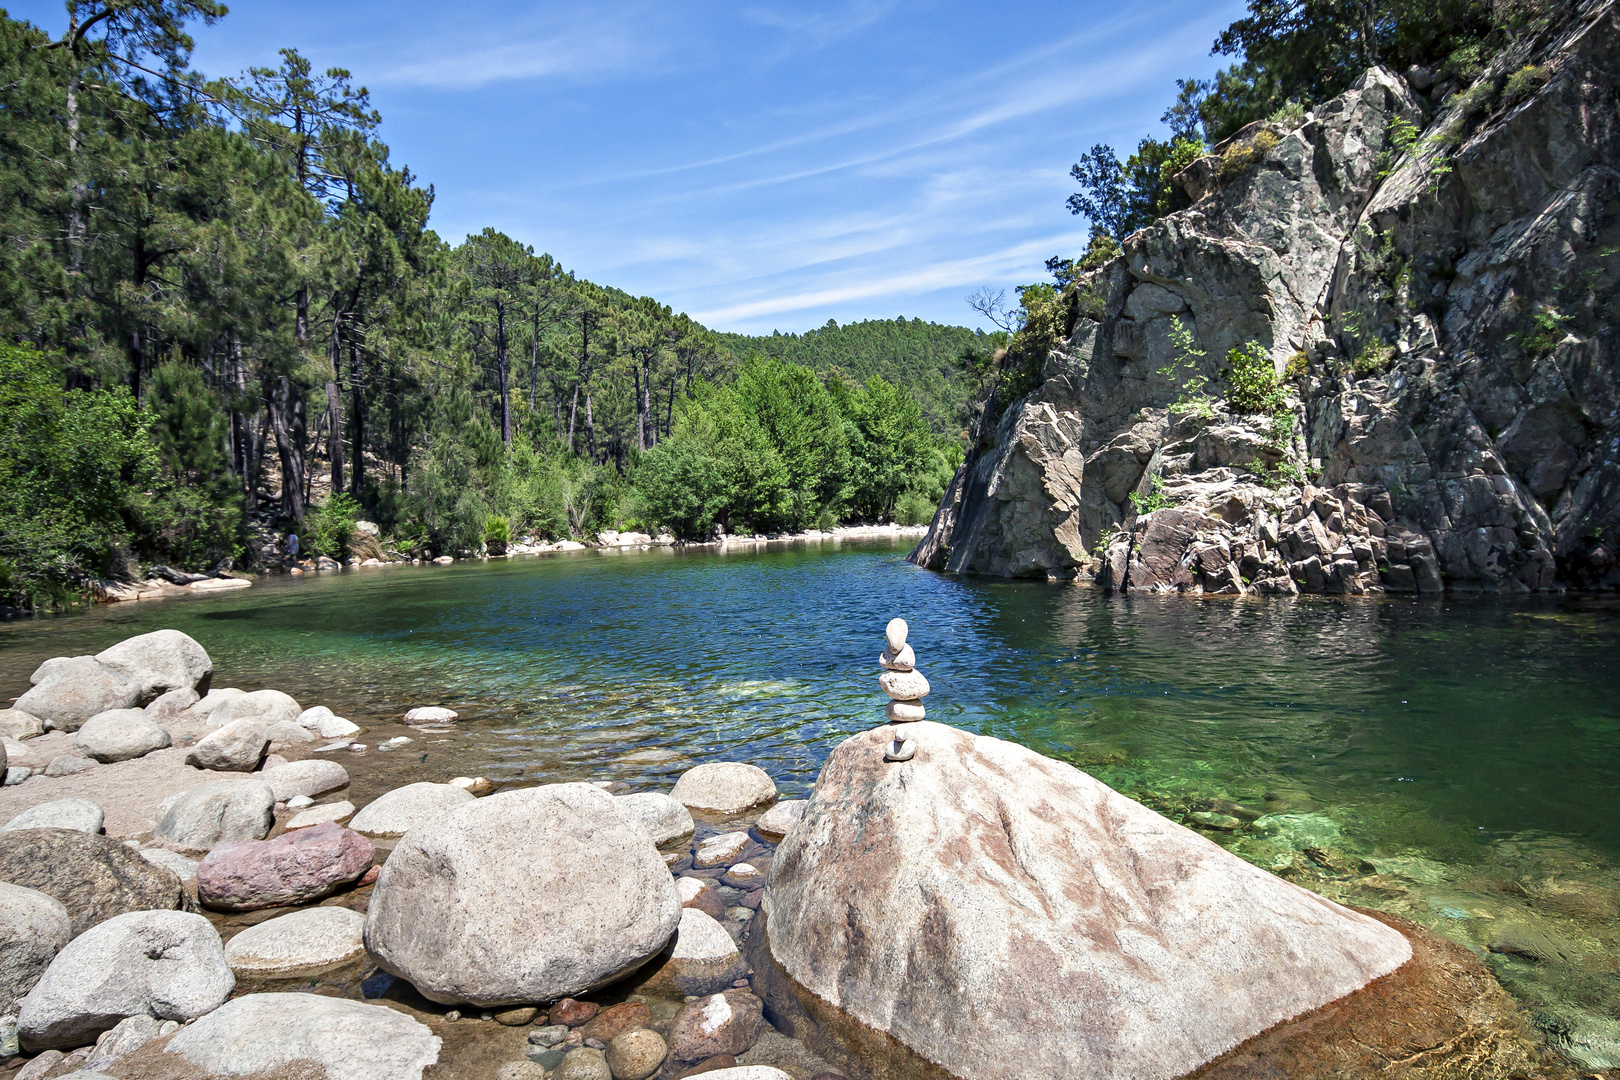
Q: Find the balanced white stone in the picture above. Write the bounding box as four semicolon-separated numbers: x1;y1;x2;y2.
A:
755;721;1413;1080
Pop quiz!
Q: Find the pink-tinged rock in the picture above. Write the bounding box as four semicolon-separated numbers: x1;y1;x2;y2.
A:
196;822;373;912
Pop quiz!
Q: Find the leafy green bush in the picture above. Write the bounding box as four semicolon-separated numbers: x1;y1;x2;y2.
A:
1351;342;1396;377
1267;100;1306;129
895;490;936;526
1130;475;1173;514
305;493;361;559
1283;351;1309;383
1504;64;1548;104
484;515;510;555
1223;341;1287;414
636;435;729;541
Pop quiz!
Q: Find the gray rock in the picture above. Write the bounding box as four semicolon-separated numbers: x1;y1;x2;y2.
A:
136;848;199;882
640;908;743;998
348;781;474;838
530;1024;569;1047
606;1028;667;1080
751;721;1411;1080
17;909;233;1051
2;800;104;835
553;1047;611;1080
14;658;139;733
184;687;244;720
72;710;171;763
261;759;349;802
693;832;749;868
224;906;367;978
141;687;198;723
4;766;32;785
43;752;97;777
670;763;777;817
754;800;806;841
403;706;457;724
285;800;356;829
151;780;276;855
82;1013;163;1069
614;792;695;848
13;1049;64;1079
364;783;681;1006
184;717;270;772
0;830;182;937
92;630;212;702
0;881;72;1013
206;689;301;729
266;720;315;745
0;709;44;740
162;991;441;1080
296;706;361;738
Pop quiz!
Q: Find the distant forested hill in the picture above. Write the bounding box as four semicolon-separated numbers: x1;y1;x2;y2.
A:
716;318;1002;436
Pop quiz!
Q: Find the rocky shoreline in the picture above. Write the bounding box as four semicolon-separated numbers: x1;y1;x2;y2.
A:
0;625;1595;1080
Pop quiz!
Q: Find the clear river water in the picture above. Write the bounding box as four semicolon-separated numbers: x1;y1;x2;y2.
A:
3;538;1618;1063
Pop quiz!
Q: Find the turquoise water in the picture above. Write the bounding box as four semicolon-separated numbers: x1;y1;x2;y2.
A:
3;540;1619;1059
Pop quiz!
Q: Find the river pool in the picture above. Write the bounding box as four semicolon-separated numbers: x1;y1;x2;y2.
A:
3;539;1618;1063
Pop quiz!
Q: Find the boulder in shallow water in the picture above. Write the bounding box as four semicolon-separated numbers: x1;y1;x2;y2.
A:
151;780;275;855
0;830;182;937
14;658;139;732
92;630;212;702
223;906;367;978
671;763;777;817
403;705;458;724
637;908;744;999
0;881;72;1013
296;705;361;738
261;759;349;801
615;791;695;848
749;721;1413;1080
72;710;171;763
161;991;440;1080
666;991;765;1065
197;821;373;911
206;689;301;729
2;799;104;835
348;781;474;838
754;800;805;841
17;909;232;1051
364;782;680;1006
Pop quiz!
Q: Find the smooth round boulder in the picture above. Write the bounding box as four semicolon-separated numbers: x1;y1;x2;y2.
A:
72;710;172;763
92;630;212;701
348;782;474;838
403;706;458;724
266;720;316;745
14;658;139;732
286;800;356;829
2;799;104;835
207;689;301;729
639;908;743;998
365;783;681;1006
184;717;271;772
615;792;695;848
184;687;244;720
296;706;361;738
224;906;367;978
754;800;806;841
142;687;199;723
666;991;765;1064
606;1028;667;1080
670;763;777;818
44;751;97;777
162;991;441;1080
262;759;350;802
17;910;233;1051
555;1048;611;1080
0;709;43;740
151;780;276;855
0;882;72;1013
197;822;373;912
694;832;750;868
0;829;182;937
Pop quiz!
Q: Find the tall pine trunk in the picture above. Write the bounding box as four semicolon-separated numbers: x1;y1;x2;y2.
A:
350;343;365;498
326;379;343;495
268;376;307;520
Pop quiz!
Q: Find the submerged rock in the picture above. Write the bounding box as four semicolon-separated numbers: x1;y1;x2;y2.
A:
750;721;1411;1080
364;783;680;1006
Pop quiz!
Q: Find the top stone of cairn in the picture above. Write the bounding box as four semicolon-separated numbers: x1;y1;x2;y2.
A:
884;618;907;653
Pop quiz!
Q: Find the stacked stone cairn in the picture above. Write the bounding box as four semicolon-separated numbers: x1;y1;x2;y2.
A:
877;617;928;762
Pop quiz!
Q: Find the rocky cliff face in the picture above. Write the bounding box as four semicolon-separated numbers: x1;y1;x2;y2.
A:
913;0;1620;594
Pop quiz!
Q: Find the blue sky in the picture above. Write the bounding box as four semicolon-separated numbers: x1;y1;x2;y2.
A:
16;0;1246;334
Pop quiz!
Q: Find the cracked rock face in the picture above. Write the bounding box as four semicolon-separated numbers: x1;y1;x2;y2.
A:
914;3;1620;592
748;722;1412;1080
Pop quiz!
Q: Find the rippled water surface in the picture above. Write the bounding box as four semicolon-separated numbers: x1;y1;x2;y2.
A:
4;540;1619;1060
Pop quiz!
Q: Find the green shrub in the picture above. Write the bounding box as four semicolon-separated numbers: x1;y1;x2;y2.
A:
895;491;936;527
1351;342;1396;378
1130;475;1173;514
305;493;361;559
1283;351;1309;383
815;507;838;531
1223;341;1286;414
484;515;510;555
1267;100;1306;129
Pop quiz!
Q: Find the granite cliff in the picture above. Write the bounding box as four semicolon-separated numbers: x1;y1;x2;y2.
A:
912;0;1620;594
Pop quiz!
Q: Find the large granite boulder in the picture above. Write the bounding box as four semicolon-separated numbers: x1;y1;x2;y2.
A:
365;783;681;1006
0;882;72;1013
14;658;139;732
16;910;233;1051
261;759;349;801
223;906;367;978
72;710;171;763
671;763;777;817
151;780;276;855
162;992;441;1080
92;630;212;702
184;717;271;772
348;781;474;838
196;821;373;911
0;829;183;936
206;689;301;729
749;722;1412;1080
2;799;104;834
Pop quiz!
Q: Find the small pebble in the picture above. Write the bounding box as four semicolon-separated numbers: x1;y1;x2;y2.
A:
287;795;315;810
529;1025;569;1047
584;1037;606;1050
445;1010;461;1022
732;979;750;988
